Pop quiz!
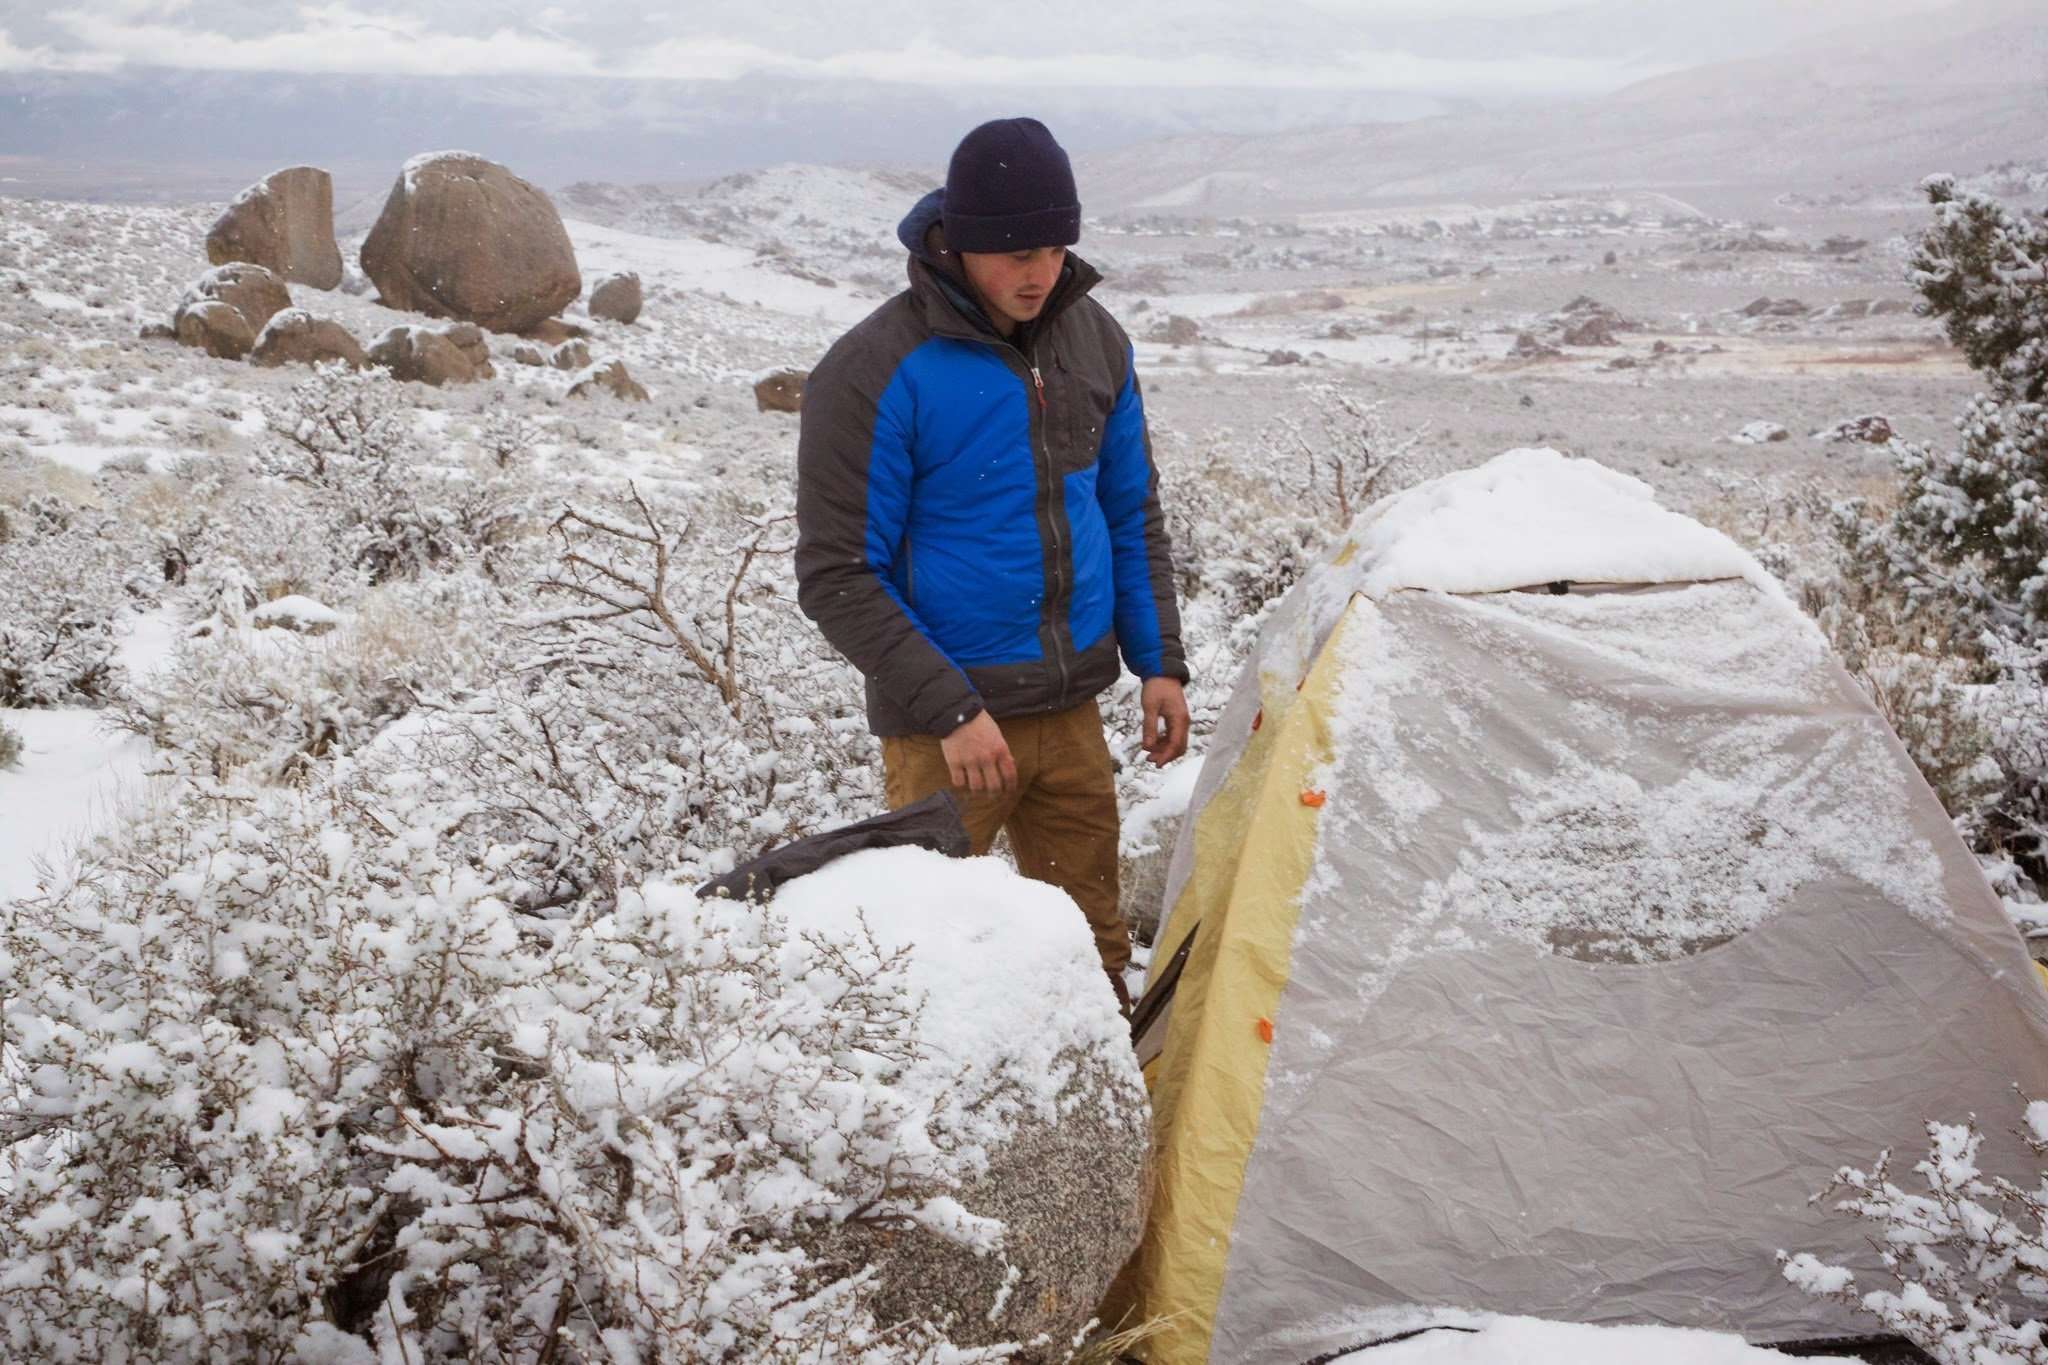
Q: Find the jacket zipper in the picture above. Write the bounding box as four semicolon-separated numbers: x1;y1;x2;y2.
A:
1014;340;1070;703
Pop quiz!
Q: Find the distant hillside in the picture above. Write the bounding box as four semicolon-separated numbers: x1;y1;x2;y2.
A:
554;165;941;299
1079;0;2047;216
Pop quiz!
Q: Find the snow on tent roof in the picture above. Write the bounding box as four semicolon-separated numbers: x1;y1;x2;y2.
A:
1347;447;1771;599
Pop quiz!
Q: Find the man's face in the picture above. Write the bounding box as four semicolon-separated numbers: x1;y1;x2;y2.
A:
959;246;1067;331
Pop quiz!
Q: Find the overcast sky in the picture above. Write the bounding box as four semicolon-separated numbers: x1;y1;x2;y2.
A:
0;0;1961;99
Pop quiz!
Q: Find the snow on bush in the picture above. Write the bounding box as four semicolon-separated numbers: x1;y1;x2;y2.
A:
253;365;530;586
1167;383;1421;626
1805;176;2048;891
0;770;1016;1362
109;574;501;783
1781;1102;2048;1364
0;496;141;708
399;481;879;914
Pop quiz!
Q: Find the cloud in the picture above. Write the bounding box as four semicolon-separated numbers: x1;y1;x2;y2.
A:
0;27;122;72
47;3;602;77
620;35;1657;98
25;3;1660;97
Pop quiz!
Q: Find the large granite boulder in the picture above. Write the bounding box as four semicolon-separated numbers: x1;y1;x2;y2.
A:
206;166;344;290
172;262;293;357
567;357;648;402
753;368;806;413
250;309;366;370
770;848;1150;1355
587;270;642;324
360;152;581;333
367;321;495;386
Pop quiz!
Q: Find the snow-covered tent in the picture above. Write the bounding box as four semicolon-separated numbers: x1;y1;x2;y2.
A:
1113;450;2048;1363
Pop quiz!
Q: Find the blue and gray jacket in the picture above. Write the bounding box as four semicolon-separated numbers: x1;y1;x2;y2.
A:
794;188;1187;737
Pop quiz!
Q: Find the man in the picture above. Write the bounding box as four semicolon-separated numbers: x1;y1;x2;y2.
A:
794;117;1189;1015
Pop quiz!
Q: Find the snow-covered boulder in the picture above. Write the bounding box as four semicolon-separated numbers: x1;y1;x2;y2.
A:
249;309;365;371
367;321;495;386
1120;760;1203;945
360;151;581;333
251;594;340;634
171;262;292;359
1815;414;1895;445
587;270;642;324
567;357;648;402
753;367;806;412
172;297;256;360
777;846;1150;1352
1731;420;1792;445
206;165;344;291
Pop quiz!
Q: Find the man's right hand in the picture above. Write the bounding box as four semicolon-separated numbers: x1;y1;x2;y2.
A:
942;711;1018;795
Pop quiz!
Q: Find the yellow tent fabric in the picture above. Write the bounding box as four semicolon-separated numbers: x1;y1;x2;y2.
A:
1108;602;1357;1361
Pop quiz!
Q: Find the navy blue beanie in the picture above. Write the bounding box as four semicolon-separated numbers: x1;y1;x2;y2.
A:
942;118;1081;253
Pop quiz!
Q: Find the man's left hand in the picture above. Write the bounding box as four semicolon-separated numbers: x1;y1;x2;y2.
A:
1139;677;1190;767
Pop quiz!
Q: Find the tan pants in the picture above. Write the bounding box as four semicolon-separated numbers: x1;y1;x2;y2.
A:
881;699;1130;976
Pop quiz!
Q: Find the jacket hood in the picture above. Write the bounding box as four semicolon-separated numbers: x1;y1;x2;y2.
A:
897;186;948;264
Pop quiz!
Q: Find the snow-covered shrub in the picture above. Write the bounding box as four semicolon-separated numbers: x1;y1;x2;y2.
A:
255;366;531;585
0;771;1007;1363
110;574;503;783
0;715;21;768
0;507;136;708
1809;178;2048;883
1164;386;1426;625
1911;174;2047;406
124;462;360;609
1261;382;1424;529
1780;1103;2048;1364
408;482;879;913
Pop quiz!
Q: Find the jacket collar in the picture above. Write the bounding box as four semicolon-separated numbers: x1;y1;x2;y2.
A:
896;186;1102;347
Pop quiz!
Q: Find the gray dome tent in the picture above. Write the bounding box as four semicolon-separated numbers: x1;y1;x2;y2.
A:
1111;450;2048;1363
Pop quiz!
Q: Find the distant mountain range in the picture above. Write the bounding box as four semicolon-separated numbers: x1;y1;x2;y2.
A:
0;70;1464;205
1;0;2036;216
1077;0;2047;215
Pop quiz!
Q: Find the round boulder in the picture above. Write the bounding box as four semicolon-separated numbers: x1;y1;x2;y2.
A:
250;310;366;370
360;152;580;333
172;299;257;360
771;848;1150;1355
753;368;807;413
587;270;643;324
206;166;344;290
367;322;496;386
177;262;293;338
567;357;649;402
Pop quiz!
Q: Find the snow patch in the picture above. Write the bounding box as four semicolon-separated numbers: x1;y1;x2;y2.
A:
767;846;1142;1142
